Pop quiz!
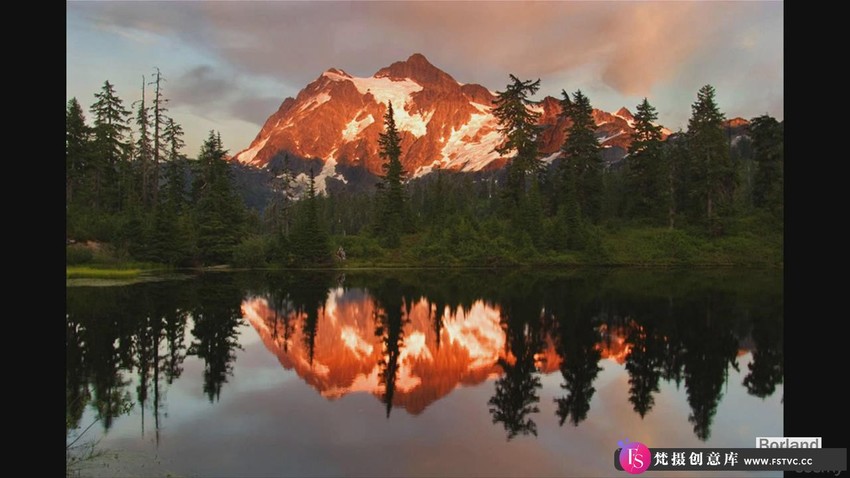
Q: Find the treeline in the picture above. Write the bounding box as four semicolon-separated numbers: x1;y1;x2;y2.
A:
66;72;783;267
66;71;330;267
66;71;236;266
321;79;783;266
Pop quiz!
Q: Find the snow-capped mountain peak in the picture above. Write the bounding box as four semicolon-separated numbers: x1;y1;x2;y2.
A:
232;54;667;191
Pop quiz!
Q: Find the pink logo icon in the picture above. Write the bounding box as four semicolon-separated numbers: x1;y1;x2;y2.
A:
618;439;651;474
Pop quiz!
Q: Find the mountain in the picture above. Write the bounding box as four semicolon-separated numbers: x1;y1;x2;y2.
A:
241;288;753;415
233;53;669;191
241;289;616;416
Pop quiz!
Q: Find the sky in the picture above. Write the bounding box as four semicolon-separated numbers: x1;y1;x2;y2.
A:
66;1;783;158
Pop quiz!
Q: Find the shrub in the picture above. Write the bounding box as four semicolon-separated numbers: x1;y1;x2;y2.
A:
337;235;385;260
232;236;270;268
66;245;93;265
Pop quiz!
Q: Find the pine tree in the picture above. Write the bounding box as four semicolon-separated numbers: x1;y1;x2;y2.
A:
150;68;168;206
688;85;735;236
560;89;603;223
492;75;542;205
90;80;131;211
518;179;545;251
66;98;90;206
375;102;407;248
687;85;735;236
664;131;688;229
133;75;153;208
750;114;783;218
292;169;330;264
194;131;243;264
148;116;191;266
162;117;187;211
267;153;297;237
561;163;585;249
626;98;665;222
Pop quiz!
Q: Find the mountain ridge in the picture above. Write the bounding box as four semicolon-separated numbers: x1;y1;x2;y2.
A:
232;53;671;189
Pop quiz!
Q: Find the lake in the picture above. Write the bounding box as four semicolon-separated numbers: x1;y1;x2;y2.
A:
66;268;783;477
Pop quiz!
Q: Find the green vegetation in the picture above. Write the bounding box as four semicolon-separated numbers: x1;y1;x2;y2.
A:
67;267;143;279
323;216;781;268
67;72;782;270
561;89;603;223
492;74;542;205
373;101;408;248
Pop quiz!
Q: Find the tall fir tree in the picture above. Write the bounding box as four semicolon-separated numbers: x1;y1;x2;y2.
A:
150;68;168;206
194;131;243;264
492;75;542;205
560;89;603;223
626;98;665;222
267;153;297;237
162;117;187;211
664;130;688;229
687;85;735;236
375;101;407;248
90;80;131;211
149;116;192;265
560;162;586;249
292;169;330;264
749;114;783;219
66;98;91;207
133;75;153;208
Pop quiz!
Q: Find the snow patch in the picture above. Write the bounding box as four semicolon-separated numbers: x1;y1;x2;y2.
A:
297;92;331;113
325;70;431;138
471;102;491;114
295;150;348;195
613;112;635;128
235;136;269;165
541;152;561;164
402;331;433;362
597;130;624;144
322;69;350;79
443;301;505;369
342;113;375;142
396;109;432;138
437;112;502;173
413;163;438;178
340;326;374;359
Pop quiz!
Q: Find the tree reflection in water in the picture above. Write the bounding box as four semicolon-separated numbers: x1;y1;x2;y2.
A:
66;269;783;443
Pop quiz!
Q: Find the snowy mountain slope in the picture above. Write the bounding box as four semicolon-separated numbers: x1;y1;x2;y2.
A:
233;54;668;190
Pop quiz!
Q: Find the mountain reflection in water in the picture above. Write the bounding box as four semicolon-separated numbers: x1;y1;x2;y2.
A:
66;269;783;456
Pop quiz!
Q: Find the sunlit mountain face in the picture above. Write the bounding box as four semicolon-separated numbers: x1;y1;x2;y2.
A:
231;53;673;193
242;287;751;416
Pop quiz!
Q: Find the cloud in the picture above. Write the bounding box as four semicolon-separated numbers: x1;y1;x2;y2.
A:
157;64;280;130
229;95;284;126
70;2;781;93
171;65;234;107
68;1;782;141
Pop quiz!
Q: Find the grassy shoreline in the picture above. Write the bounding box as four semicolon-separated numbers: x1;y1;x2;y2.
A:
66;266;145;279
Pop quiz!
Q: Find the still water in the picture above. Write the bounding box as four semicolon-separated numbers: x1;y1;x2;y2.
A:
66;269;783;477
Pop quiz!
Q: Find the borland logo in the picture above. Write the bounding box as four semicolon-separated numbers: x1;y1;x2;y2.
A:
618;439;651;474
756;437;822;448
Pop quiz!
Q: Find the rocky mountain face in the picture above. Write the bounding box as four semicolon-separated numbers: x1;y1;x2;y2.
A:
233;54;669;191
